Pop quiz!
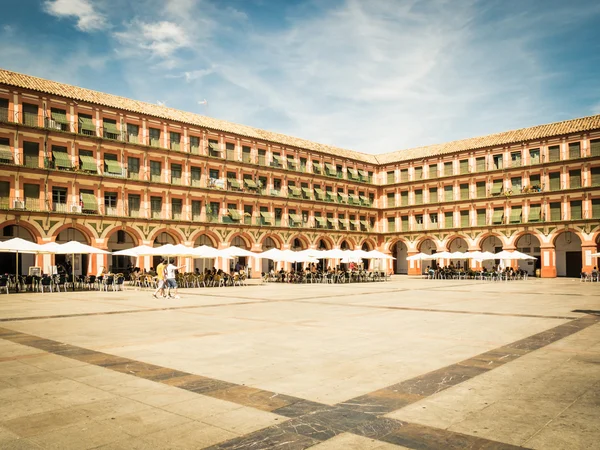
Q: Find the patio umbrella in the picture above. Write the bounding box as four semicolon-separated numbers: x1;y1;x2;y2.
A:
468;251;497;260
406;252;429;261
591;252;600;257
220;246;258;258
364;250;395;260
191;245;223;259
449;251;468;259
45;241;110;291
432;251;453;259
0;238;47;286
112;245;156;257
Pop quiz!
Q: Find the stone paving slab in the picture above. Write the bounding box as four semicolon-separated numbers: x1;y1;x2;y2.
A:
0;277;597;449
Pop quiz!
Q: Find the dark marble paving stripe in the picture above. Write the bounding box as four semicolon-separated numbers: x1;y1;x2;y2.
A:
0;299;277;323
355;417;526;449
0;326;327;417
338;315;600;416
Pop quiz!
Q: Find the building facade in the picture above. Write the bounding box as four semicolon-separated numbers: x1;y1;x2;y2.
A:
0;69;599;277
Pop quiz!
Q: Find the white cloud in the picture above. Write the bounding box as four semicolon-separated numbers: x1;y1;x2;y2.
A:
114;20;191;59
43;0;107;32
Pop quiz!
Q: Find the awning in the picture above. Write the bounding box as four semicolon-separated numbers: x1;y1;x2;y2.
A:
313;163;322;172
337;193;347;201
52;149;71;168
349;195;359;203
325;163;336;174
289;186;301;196
491;182;503;195
289;213;302;222
81;192;97;211
358;170;368;177
287;158;296;168
0;144;13;162
105;159;122;174
51;110;68;124
327;217;335;224
360;220;369;228
339;219;349;227
228;179;240;189
509;208;522;223
272;155;281;165
301;187;312;196
260;211;273;223
347;168;358;176
103;121;119;134
492;210;504;223
314;188;325;199
360;195;370;204
315;217;327;226
79;155;97;171
78;116;95;132
244;179;257;188
228;209;242;220
209;142;221;152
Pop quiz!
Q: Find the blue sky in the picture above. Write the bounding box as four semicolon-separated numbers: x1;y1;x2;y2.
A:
1;0;600;154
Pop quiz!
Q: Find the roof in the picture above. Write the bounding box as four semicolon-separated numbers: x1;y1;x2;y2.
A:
1;68;600;166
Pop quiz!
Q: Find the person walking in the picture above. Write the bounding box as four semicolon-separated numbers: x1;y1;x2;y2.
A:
165;259;185;299
152;259;167;298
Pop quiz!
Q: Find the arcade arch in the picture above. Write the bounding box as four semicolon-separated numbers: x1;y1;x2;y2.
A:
554;230;582;277
389;239;408;274
0;225;36;276
261;236;280;273
55;227;91;276
194;234;218;273
107;229;138;273
515;233;541;276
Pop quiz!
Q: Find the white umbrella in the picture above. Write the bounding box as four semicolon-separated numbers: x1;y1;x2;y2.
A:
468;251;497;261
432;251;453;259
320;248;348;258
502;250;536;260
53;241;110;255
220;246;258;258
0;238;47;284
364;250;395;260
407;252;429;261
449;251;467;259
191;245;223;259
258;248;284;260
591;252;600;257
112;245;155;257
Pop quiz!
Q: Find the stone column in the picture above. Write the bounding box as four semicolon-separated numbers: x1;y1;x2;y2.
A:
407;251;421;276
540;244;557;278
581;243;598;274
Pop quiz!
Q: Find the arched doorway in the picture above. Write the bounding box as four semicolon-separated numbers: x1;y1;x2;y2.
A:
361;241;373;269
152;232;176;268
390;240;408;274
555;231;582;277
318;238;332;270
0;225;36;276
194;234;216;273
262;237;280;273
290;237;307;271
418;238;438;272
448;237;469;270
107;229;137;274
229;236;249;272
515;233;541;276
479;235;503;270
56;227;90;276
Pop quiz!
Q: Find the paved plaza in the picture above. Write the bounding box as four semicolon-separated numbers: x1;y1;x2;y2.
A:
0;277;598;449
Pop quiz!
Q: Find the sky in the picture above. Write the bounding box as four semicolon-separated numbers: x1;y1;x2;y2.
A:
1;0;600;155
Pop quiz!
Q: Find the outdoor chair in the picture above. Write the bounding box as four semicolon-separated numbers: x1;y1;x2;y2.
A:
580;272;591;282
0;276;9;294
101;276;114;291
40;276;53;293
232;274;242;286
113;275;125;291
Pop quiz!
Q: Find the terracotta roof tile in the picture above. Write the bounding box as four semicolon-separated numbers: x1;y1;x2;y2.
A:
1;68;599;166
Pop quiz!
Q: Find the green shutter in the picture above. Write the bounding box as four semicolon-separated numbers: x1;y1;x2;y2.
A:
400;191;408;205
400;169;408;181
313;162;322;173
228;178;240;189
592;199;600;218
414;190;422;204
476;157;486;172
529;204;542;222
444;162;453;176
51;109;68;124
79;155;97;172
260;211;273;224
430;188;438;203
509;207;522;223
244;179;257;188
549;203;561;221
460;211;469;227
476;181;486;198
549;173;560;191
590;168;600;186
103;121;118;134
569;142;580;159
569;170;581;189
476;209;486;226
590;139;600;157
228;209;241;221
570;201;582;219
445;213;453;228
459;160;469;174
0;142;13;163
78;115;95;132
492;208;504;224
314;188;325;200
387;171;395;184
548;145;560;162
460;184;469;200
289;213;302;223
52;148;71;168
81;192;97;211
315;217;327;227
414;167;423;180
491;180;503;195
401;216;408;231
325;163;336;176
105;159;122;174
529;149;540;164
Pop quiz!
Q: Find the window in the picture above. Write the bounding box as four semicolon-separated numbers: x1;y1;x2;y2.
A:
548;145;560;162
415;215;423;230
104;192;118;215
275;208;283;226
460;210;469;227
104;153;122;176
127;157;140;179
529;174;541;189
150;196;163;218
570;200;582;220
492;208;504;224
476;209;486;226
529;148;540;165
429;187;438;203
226;142;235;160
549;202;561;221
189;136;200;154
258;149;266;166
150;161;162;182
476;157;486;172
172;198;182;220
568;142;580;159
399;168;408;182
126;124;139;144
0;98;7;122
400;216;408;231
493;154;503;170
22;184;38;210
22;103;38;127
272;153;282;168
103;119;119;140
491;180;503;196
569;170;581;189
79;150;96;173
445;212;454;228
227;203;241;223
191;167;201;187
128;194;140;217
460;183;469;200
80;189;97;212
336;164;343;178
387;171;395;184
476;181;486;198
429;164;437;178
244;205;253;225
511;177;522;193
23;141;39;168
149;128;161;147
592;199;600;218
511;151;522;166
387;192;395;207
591;139;600;157
300;157;307;172
78;113;94;135
170;132;181;151
51;145;71;170
400;191;408;206
591;167;600;186
50;107;69;131
529;204;541;222
414;166;423;180
429;213;438;228
260;207;273;226
192;200;202;220
414;189;423;205
444;185;454;201
171;163;182;184
387;217;396;232
549;172;560;191
443;162;453;176
242;146;252;163
209;168;220;180
459;159;469;174
509;206;522;224
52;187;68;212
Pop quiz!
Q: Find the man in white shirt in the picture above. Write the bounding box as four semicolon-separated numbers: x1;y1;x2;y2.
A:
165;260;185;299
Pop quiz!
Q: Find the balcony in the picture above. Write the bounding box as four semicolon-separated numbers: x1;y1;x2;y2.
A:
0;197;43;211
